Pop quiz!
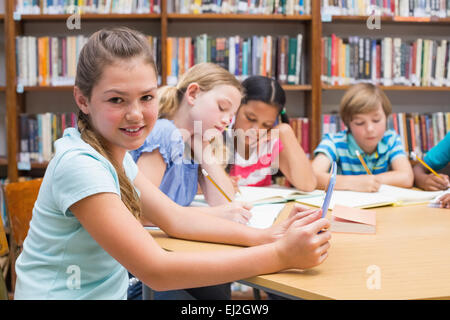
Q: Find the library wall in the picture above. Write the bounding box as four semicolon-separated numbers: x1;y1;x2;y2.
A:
321;22;450;115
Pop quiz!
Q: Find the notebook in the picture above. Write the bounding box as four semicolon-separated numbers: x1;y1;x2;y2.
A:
234;186;324;205
190;195;284;229
297;184;446;209
329;204;376;234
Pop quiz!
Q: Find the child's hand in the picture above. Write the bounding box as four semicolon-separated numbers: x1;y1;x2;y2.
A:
437;193;450;209
420;174;450;191
274;208;331;270
354;175;381;192
214;202;253;225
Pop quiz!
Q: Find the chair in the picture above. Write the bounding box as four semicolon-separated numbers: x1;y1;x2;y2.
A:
3;178;42;293
0;211;9;300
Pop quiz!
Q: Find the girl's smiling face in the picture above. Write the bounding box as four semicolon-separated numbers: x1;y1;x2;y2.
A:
348;103;387;154
75;57;158;161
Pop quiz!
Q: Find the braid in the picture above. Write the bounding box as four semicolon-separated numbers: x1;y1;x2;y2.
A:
77;111;141;219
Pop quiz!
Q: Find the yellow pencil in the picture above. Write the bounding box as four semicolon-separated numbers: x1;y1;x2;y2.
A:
355;150;372;175
411;152;442;179
201;168;232;202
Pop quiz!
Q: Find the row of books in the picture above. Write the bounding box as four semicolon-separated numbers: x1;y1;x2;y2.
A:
16;35;161;87
167;0;311;15
15;0;161;14
321;35;450;87
288;117;310;156
166;34;304;86
388;112;450;158
322;0;450;18
19;112;78;164
321;111;450;158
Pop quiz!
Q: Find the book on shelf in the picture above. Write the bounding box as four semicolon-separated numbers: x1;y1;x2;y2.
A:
321;113;347;136
167;0;311;15
321;0;450;18
388;111;450;158
288;117;310;157
15;0;161;15
19;112;78;164
321;34;450;87
16;35;161;87
165;34;304;86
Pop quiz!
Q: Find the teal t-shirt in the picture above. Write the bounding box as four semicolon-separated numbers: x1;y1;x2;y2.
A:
14;128;138;300
424;132;450;171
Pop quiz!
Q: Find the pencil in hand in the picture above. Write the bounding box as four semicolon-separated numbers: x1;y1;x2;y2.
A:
355;150;372;175
411;152;442;179
201;168;232;202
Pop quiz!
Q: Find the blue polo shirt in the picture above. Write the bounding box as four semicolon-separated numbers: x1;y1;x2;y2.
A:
314;129;407;175
424;132;450;170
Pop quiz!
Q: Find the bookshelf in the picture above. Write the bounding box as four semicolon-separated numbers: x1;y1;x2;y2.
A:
3;1;450;182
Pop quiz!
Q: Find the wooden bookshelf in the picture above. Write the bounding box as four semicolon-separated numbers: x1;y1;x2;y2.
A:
3;1;450;181
322;85;450;92
167;13;312;21
326;15;450;24
19;13;161;20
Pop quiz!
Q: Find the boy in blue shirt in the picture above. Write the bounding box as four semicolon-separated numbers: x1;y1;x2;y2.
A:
312;83;414;192
413;132;450;207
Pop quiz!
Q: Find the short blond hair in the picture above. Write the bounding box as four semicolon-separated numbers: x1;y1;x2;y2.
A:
339;83;392;127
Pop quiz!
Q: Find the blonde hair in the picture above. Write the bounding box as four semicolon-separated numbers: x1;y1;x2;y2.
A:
339;83;392;128
158;62;243;119
75;27;157;219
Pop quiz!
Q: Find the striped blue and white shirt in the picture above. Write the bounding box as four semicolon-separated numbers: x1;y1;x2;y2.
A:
314;129;407;175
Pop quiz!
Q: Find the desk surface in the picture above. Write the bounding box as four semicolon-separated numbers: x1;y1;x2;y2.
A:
150;204;450;300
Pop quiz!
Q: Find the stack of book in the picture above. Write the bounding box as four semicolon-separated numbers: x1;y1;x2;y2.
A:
16;35;161;87
19;112;78;163
322;0;450;18
321;34;450;87
168;0;311;15
166;34;304;86
15;0;161;14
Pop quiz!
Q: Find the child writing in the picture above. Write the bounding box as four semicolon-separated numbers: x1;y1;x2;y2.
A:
13;27;331;300
225;75;317;191
312;83;414;192
413;132;450;208
131;63;252;226
129;63;253;299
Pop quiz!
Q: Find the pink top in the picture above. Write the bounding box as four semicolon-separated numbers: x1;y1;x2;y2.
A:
229;138;284;187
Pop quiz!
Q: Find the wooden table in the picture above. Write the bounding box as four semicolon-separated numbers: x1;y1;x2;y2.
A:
150;203;450;300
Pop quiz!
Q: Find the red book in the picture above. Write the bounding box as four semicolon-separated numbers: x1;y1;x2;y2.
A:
301;118;309;156
331;34;338;85
392;113;399;135
410;117;416;153
411;41;417;82
420;115;428;152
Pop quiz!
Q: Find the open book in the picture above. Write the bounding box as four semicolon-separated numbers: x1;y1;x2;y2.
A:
297;184;446;209
234;186;324;205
